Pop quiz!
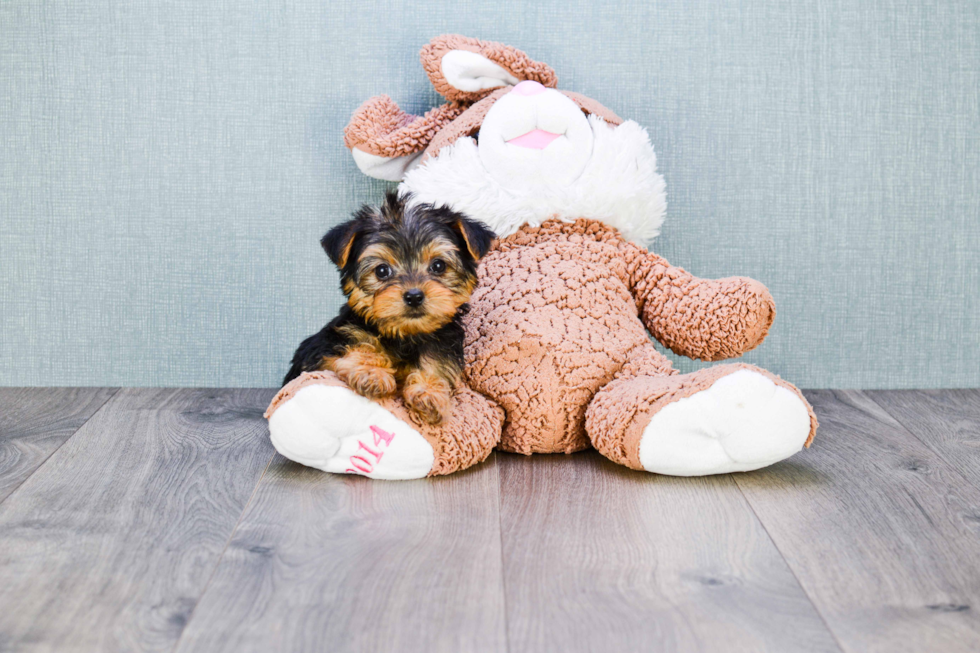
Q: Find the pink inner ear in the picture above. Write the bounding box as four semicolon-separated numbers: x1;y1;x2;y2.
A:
506;129;562;150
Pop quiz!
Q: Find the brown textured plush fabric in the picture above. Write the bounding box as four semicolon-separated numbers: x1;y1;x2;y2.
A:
462;218;807;455
343;96;467;158
629;257;776;362
420;34;557;103
266;371;505;476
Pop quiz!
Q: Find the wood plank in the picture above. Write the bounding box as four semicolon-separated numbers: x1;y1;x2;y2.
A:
0;388;275;653
868;389;980;489
174;453;508;653
735;390;980;652
0;387;118;503
498;451;841;653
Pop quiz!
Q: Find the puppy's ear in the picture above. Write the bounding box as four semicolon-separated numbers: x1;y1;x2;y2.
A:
452;216;496;261
322;207;376;268
321;221;359;268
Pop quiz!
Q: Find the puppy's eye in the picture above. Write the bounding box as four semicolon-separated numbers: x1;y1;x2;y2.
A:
429;259;447;275
375;264;392;280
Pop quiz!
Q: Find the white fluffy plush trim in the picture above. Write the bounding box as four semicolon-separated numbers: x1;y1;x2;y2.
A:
400;117;667;247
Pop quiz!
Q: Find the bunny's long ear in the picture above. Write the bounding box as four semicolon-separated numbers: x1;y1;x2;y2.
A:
562;91;625;126
343;96;466;181
421;34;557;103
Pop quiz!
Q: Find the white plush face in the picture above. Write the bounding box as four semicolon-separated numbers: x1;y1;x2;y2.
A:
401;113;666;247
351;49;667;246
476;81;594;189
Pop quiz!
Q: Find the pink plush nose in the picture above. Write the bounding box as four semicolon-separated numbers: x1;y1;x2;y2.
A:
512;80;546;96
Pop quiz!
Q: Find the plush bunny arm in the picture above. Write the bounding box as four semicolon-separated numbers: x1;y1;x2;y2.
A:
628;246;776;362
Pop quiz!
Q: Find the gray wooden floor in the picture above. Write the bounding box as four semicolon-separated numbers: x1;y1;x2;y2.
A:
1;388;979;652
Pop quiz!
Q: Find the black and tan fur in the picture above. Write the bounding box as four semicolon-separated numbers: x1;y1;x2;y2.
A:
283;191;495;424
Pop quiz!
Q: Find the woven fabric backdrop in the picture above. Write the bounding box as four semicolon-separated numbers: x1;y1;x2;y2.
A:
2;0;978;388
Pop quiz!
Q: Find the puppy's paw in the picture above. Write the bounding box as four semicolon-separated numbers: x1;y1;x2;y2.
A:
344;366;397;398
331;348;398;399
403;378;452;425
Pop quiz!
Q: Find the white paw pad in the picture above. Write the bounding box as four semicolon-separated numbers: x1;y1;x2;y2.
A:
268;384;434;480
639;370;811;476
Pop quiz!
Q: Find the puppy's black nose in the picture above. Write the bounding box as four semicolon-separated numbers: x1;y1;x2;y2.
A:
402;289;425;307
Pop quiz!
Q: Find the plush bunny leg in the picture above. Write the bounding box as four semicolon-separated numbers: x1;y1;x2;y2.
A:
586;347;816;476
265;372;503;479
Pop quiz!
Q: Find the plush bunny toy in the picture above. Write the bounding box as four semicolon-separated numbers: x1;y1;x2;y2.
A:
265;35;817;479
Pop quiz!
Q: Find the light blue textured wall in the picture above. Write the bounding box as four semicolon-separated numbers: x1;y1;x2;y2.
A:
1;0;978;388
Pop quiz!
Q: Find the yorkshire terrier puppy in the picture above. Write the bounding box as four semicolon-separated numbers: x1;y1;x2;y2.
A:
283;191;495;424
